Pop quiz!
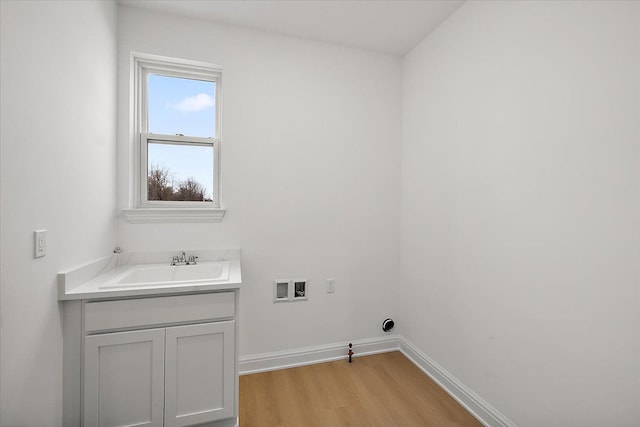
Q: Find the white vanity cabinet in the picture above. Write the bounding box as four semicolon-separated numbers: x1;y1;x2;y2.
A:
84;328;166;427
63;291;239;427
164;321;235;426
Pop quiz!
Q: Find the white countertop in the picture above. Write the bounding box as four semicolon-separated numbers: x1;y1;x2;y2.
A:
58;249;242;300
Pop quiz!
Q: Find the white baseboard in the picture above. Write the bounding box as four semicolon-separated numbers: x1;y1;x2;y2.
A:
239;335;400;375
240;335;516;427
398;338;516;427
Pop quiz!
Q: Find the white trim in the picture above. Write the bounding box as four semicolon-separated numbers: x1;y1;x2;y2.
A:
134;52;223;78
141;133;220;207
127;52;224;221
121;207;226;223
398;338;517;427
239;336;400;375
238;335;517;427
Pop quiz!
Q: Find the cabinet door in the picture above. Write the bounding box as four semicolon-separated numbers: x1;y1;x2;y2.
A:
84;329;165;427
164;321;235;427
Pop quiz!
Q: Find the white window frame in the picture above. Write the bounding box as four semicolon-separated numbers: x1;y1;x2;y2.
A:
141;133;219;207
122;52;225;223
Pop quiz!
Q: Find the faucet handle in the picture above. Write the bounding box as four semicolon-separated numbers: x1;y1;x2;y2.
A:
170;256;179;265
188;255;198;265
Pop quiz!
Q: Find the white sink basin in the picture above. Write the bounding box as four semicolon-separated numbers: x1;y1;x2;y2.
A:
100;261;230;289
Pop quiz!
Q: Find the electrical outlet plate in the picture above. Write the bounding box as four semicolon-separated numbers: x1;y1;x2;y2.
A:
326;278;335;294
34;229;47;258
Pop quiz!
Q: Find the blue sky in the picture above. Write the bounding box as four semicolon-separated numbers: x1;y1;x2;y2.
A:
147;74;216;199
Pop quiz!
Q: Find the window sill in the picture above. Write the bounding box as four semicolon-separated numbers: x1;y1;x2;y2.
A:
121;208;226;223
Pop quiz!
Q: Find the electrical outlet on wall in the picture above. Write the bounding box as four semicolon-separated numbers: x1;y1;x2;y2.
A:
34;230;47;258
326;278;335;294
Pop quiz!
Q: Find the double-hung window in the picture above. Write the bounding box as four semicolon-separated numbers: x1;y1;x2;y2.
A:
124;53;224;222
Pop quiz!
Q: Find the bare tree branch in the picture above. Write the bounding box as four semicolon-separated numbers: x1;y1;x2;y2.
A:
148;165;209;202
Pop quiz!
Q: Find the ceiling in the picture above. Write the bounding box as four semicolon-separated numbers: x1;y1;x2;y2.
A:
118;0;465;56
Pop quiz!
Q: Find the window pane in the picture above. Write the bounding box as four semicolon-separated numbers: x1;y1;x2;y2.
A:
147;143;214;202
147;74;215;138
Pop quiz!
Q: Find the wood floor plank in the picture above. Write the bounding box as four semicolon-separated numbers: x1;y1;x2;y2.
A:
239;351;482;426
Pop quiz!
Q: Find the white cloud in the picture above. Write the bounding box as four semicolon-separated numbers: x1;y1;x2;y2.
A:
171;93;214;113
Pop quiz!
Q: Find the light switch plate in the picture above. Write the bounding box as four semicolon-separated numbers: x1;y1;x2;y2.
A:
34;230;46;258
327;278;335;294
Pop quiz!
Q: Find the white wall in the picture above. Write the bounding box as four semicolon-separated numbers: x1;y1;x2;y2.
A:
6;2;635;424
116;6;402;356
401;1;640;426
0;1;118;425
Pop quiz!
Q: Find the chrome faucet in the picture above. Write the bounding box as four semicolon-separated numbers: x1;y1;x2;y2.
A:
170;252;198;266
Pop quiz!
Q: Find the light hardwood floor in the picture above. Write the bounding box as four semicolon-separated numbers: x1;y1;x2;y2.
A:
239;351;482;426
